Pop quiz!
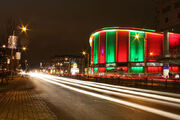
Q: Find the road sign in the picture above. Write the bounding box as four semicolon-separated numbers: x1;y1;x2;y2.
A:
163;66;169;78
8;35;17;49
16;52;21;60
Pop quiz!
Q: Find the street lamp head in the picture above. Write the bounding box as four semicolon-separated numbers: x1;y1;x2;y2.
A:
22;46;27;51
2;45;6;48
65;57;68;61
19;25;28;33
82;51;86;55
22;27;27;32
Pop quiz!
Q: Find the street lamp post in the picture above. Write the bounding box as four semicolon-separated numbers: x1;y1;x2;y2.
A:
1;45;6;84
22;46;28;72
10;25;28;79
82;51;90;74
10;31;16;80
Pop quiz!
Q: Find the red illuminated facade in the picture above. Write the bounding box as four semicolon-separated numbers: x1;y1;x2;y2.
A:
89;27;180;74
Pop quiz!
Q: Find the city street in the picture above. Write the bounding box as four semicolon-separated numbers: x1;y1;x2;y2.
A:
29;73;180;120
1;1;180;120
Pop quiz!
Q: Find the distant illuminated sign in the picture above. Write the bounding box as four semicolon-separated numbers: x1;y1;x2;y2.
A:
48;66;55;69
72;63;78;68
164;66;169;69
147;63;163;66
64;62;70;64
8;35;17;49
71;60;76;63
106;63;116;67
131;63;144;66
135;63;144;66
7;59;10;64
16;52;21;60
163;66;169;78
71;68;79;75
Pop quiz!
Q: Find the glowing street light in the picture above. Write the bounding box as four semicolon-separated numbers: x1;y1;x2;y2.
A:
19;25;28;33
81;50;90;74
22;27;27;32
22;46;27;51
65;57;68;61
82;51;87;56
2;45;6;48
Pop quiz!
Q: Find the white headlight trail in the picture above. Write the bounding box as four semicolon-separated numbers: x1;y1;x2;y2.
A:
42;75;180;108
33;75;180;120
41;74;180;104
49;74;180;98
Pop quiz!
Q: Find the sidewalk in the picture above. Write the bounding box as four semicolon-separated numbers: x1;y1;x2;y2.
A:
0;76;57;120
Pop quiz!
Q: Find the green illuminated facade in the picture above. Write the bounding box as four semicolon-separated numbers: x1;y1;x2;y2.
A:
94;33;99;65
129;31;145;62
130;67;144;73
94;67;98;73
106;31;116;63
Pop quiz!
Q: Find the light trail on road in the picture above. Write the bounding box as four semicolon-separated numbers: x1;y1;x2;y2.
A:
40;75;180;108
41;73;180;98
42;74;180;104
28;72;180;120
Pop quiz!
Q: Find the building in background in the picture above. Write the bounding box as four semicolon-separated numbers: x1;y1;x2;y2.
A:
155;0;180;30
0;45;21;74
42;55;85;76
0;46;9;73
154;0;180;76
0;44;28;75
89;27;180;75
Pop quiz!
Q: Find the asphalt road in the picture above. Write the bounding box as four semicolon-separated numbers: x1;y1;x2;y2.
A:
28;73;180;120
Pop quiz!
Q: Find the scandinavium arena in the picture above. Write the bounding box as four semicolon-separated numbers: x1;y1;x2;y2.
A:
89;27;180;74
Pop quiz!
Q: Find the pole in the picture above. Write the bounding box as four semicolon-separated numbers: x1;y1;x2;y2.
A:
81;57;84;74
10;31;16;80
87;53;89;74
164;30;169;57
10;46;14;80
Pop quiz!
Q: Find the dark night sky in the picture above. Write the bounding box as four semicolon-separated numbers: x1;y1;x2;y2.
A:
0;0;156;67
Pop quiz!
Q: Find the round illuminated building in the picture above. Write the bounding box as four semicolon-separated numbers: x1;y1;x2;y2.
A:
89;27;180;74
